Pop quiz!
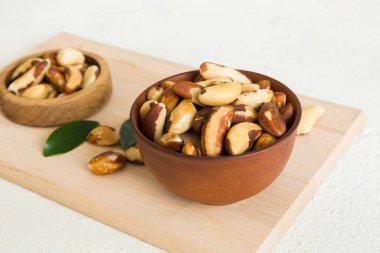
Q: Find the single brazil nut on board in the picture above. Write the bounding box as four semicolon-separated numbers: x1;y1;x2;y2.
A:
258;102;286;137
137;62;299;157
201;105;234;157
141;102;167;141
297;106;325;135
125;146;144;164
88;151;127;175
225;122;262;155
86;125;119;146
167;100;197;134
157;133;184;151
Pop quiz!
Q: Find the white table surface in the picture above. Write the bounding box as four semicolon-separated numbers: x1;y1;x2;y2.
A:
1;1;379;252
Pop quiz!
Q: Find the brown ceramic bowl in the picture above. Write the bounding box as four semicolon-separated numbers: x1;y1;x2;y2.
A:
0;49;112;127
131;70;301;205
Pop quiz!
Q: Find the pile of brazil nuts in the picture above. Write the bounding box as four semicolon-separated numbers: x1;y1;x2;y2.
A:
139;62;296;157
7;48;99;99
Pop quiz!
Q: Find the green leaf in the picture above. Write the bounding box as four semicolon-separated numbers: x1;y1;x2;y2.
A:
119;119;136;150
43;120;99;157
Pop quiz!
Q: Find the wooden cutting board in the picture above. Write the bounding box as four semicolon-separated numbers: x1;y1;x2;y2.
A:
0;33;365;253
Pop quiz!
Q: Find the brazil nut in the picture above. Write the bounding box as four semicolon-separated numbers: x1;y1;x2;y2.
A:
157;132;184;151
198;82;242;106
225;122;262;155
167;100;197;134
141;102;167;141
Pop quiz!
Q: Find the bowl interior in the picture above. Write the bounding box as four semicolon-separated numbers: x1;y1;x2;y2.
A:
130;69;302;160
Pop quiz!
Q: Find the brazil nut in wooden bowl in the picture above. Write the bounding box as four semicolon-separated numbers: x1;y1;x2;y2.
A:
0;49;112;127
131;67;302;205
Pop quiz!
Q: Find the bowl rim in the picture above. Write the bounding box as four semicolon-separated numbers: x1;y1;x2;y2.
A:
131;69;302;161
0;49;109;105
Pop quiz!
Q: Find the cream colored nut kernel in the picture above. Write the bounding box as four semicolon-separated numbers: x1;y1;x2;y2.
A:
11;58;43;80
172;81;205;105
258;102;286;137
81;65;99;89
199;62;251;83
160;81;175;90
57;48;85;66
272;92;286;111
167;100;197;134
87;126;119;146
225;122;262;155
46;65;65;92
64;66;83;94
192;107;215;136
201;106;234;157
21;83;50;99
140;100;158;121
157;132;184;151
235;89;274;109
297;106;325;135
8;60;51;95
88;151;127;175
198;82;242;106
196;76;233;87
141;102;167;141
257;80;271;89
254;133;277;150
125;146;144;163
241;83;260;92
232;104;258;124
182;142;201;156
160;87;181;115
147;86;164;101
42;52;58;65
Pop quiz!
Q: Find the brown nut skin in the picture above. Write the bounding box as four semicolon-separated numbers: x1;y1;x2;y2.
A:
167;100;197;134
160;81;175;90
64;66;83;94
257;79;271;89
125;146;144;164
225;122;262;155
87;126;119;146
141;102;167;141
10;58;43;81
46;65;66;92
254;133;277;150
159;87;181;115
258;102;286;137
88;151;127;175
192;107;215;136
193;73;204;82
272;92;286;111
281;103;295;127
147;86;164;101
139;100;158;121
201;106;234;157
232;104;258;124
199;62;251;83
157;132;184;151
172;81;205;105
181;142;201;156
42;52;58;66
8;60;51;95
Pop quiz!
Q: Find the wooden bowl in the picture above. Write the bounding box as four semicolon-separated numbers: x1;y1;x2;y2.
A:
0;50;112;127
131;70;302;205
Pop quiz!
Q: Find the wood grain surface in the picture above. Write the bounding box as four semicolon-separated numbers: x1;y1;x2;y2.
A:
0;33;365;253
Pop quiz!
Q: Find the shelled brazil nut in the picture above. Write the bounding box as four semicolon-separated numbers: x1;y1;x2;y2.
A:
139;62;299;157
7;48;100;99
